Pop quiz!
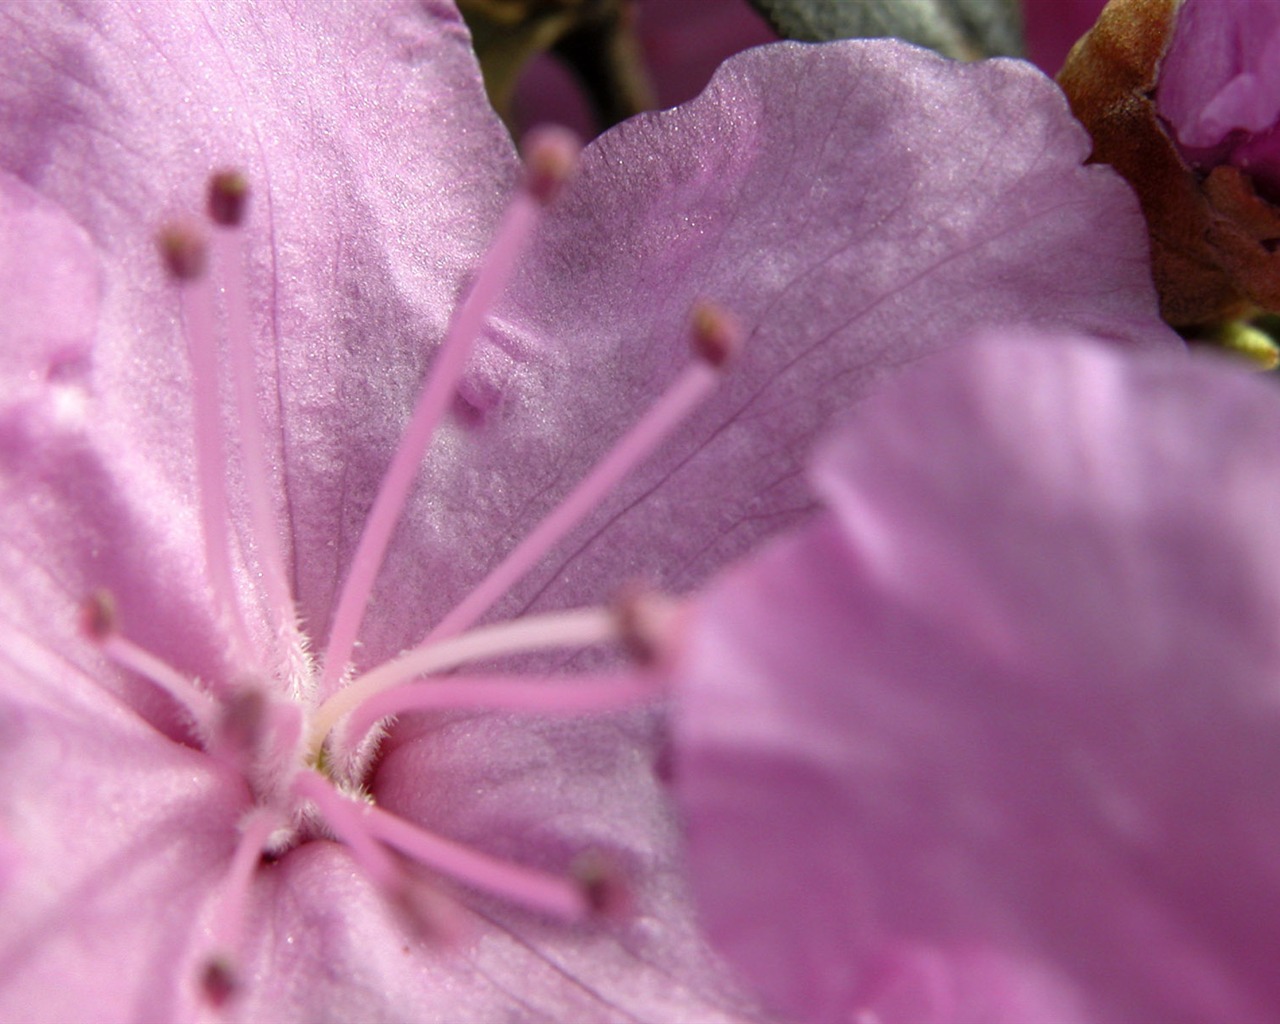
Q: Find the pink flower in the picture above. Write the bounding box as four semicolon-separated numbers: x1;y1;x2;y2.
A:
1156;0;1280;197
0;1;1174;1019
1060;0;1280;327
670;332;1280;1023
1022;0;1105;75
515;0;777;136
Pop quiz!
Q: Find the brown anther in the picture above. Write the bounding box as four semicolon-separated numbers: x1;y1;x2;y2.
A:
157;222;208;281
572;850;632;920
199;955;239;1008
80;590;118;641
613;585;680;668
207;169;250;227
689;301;742;368
217;686;268;760
521;124;582;205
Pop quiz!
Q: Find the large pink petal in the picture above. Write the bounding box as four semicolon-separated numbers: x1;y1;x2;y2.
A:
673;334;1280;1022
469;39;1177;642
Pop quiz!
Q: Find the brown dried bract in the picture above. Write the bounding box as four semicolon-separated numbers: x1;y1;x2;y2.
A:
1059;0;1280;327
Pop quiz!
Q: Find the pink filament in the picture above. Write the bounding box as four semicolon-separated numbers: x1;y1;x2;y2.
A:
213;226;292;636
296;772;585;920
363;802;587;920
100;633;219;725
425;361;720;644
180;272;254;659
205;808;277;964
342;672;660;749
293;771;399;888
319;190;541;695
308;606;616;751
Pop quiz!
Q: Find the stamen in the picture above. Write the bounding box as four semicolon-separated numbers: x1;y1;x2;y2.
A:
198;808;278;1007
157;223;208;281
211;686;267;764
319;135;578;695
521;125;582;205
424;302;741;645
207;172;293;636
82;592;219;726
161;222;254;660
307;606;617;753
572;849;633;919
207;169;250;228
341;671;661;752
363;802;588;921
293;771;399;888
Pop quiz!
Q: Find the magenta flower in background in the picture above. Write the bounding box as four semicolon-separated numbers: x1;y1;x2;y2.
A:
0;0;1175;1019
671;332;1280;1023
1156;0;1280;197
1061;0;1280;327
515;0;776;135
1022;0;1105;74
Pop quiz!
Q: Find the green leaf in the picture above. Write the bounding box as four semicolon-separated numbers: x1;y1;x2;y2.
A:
747;0;1025;60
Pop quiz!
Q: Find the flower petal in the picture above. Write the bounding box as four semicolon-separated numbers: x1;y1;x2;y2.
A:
673;334;1280;1022
453;39;1178;645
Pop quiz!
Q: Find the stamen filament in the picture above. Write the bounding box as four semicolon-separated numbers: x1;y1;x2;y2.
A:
424;361;721;645
342;672;660;750
177;259;255;660
363;802;588;921
293;771;399;887
99;634;219;726
308;607;615;752
199;807;278;1004
320;190;543;695
213;222;292;637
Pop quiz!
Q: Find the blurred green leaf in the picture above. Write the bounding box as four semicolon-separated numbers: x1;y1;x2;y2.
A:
748;0;1025;60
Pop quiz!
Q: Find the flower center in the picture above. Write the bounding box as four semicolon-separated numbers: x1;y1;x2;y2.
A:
84;128;738;1008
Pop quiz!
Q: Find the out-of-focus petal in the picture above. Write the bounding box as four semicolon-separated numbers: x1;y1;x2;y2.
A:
673;333;1280;1023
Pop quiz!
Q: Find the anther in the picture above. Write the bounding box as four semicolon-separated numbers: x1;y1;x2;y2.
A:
521;125;582;205
199;956;238;1009
80;589;117;641
213;686;267;762
157;222;208;281
613;587;682;668
572;850;632;920
423;301;743;646
82;590;220;724
207;169;250;228
690;300;742;368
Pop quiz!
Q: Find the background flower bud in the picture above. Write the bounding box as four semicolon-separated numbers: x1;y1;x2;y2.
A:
1060;0;1280;328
